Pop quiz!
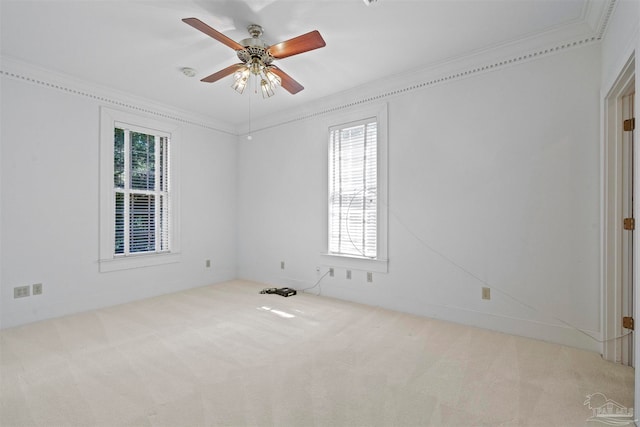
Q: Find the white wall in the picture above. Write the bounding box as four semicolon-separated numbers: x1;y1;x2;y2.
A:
0;71;237;328
238;43;603;352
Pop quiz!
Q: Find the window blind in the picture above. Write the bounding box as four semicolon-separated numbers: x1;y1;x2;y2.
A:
328;119;377;258
114;127;170;256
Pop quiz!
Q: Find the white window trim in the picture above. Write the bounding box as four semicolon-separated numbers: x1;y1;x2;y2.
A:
321;103;388;273
99;107;181;272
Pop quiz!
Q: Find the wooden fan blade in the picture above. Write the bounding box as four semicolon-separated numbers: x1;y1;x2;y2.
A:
268;30;326;59
201;63;245;83
270;66;304;94
183;18;244;51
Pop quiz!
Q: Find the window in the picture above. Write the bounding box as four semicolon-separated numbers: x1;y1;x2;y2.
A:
99;108;180;272
328;119;378;258
323;104;388;272
113;127;170;255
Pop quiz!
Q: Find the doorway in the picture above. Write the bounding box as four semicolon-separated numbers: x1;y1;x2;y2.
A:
621;90;635;366
603;55;636;366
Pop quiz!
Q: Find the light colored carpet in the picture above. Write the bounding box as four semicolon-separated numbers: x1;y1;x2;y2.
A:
0;280;634;427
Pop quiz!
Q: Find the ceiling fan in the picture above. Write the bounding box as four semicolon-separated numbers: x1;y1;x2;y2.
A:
183;18;326;97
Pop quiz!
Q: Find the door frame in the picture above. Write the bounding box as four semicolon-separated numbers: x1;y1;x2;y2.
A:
603;54;635;364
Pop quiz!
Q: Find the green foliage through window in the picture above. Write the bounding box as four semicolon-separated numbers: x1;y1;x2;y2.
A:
114;127;169;255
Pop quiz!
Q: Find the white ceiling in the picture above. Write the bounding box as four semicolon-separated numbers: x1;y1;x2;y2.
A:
1;0;609;128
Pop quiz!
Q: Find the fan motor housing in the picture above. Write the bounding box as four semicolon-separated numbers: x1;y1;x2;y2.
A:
237;37;273;65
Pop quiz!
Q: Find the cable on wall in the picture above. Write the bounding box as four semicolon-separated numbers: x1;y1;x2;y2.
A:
318;185;630;345
385;205;630;345
297;270;332;296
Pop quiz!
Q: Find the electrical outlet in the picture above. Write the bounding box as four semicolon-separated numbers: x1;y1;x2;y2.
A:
329;268;334;277
280;261;285;270
367;272;373;283
14;286;30;298
205;259;211;268
32;283;43;295
482;287;491;300
346;270;352;280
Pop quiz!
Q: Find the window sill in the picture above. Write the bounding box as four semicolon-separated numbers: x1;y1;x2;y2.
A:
321;253;388;273
99;252;181;272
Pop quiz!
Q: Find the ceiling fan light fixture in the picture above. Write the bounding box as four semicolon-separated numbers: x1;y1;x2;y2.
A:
230;59;281;98
233;67;250;81
261;78;275;98
231;78;247;94
231;67;250;94
264;68;281;87
184;17;325;96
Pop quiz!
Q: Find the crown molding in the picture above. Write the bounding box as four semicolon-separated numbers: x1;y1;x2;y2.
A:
0;55;238;136
240;36;601;136
1;0;618;138
590;0;618;40
239;0;617;136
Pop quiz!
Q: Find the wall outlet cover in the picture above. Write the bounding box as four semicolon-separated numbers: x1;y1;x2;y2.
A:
14;286;30;298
